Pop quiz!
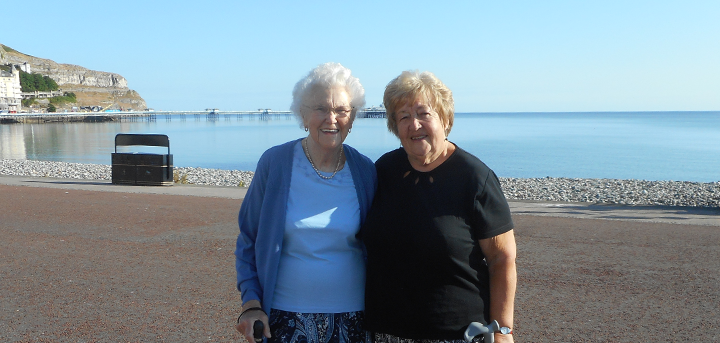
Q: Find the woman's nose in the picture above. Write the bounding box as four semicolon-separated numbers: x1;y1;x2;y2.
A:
410;117;422;130
326;112;338;123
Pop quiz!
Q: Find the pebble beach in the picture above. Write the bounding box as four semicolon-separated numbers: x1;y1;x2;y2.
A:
2;159;718;207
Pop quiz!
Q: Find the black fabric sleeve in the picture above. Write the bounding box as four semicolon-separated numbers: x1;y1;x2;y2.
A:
472;170;514;240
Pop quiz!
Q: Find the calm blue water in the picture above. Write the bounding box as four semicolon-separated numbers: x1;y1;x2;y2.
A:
1;112;719;182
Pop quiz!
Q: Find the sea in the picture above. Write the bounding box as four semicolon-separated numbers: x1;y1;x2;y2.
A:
1;111;719;182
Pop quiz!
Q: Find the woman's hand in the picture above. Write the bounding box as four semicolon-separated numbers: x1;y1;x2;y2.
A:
235;300;271;342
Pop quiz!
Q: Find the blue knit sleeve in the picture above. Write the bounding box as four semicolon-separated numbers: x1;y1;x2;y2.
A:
235;149;271;303
344;144;377;224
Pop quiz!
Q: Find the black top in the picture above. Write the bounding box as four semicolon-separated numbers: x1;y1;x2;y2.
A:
363;146;514;340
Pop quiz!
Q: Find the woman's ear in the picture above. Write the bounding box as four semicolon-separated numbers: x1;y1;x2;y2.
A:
300;111;309;128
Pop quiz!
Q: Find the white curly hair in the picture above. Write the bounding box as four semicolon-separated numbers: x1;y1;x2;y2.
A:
290;62;366;126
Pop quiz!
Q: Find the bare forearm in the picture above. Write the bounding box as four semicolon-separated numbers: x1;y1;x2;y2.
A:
488;257;517;328
480;230;517;342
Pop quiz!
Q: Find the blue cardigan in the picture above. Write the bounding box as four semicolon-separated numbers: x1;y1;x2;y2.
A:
235;138;377;313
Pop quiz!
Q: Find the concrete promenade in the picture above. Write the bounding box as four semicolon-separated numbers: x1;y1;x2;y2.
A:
1;175;718;342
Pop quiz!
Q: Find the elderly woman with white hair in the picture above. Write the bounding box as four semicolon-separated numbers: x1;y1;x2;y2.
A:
235;62;377;343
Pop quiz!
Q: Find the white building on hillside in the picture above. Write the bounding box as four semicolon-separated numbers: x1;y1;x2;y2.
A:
0;64;22;112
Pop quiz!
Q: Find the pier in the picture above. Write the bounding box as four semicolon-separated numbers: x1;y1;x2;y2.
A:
0;108;385;124
0;109;295;124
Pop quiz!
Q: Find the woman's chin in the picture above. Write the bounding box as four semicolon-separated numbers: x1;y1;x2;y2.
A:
315;137;343;150
406;150;433;162
403;141;431;155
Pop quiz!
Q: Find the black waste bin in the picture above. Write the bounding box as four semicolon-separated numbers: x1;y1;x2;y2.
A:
111;134;173;186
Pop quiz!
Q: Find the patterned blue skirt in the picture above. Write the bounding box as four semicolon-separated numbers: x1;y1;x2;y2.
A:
371;333;470;343
268;309;369;343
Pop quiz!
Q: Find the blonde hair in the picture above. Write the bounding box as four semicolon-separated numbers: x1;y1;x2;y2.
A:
383;70;454;137
290;62;366;126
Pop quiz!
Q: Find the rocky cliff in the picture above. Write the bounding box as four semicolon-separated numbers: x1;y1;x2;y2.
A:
0;44;147;111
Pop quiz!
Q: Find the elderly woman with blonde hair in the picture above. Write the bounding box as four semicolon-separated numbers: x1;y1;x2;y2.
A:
235;62;377;343
363;71;517;343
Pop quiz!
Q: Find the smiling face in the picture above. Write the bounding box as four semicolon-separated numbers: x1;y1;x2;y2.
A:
395;96;449;168
301;85;353;154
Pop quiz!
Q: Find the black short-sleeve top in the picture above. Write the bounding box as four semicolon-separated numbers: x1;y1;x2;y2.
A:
363;145;514;340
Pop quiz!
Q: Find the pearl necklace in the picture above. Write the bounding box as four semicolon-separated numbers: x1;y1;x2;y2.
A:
303;138;344;180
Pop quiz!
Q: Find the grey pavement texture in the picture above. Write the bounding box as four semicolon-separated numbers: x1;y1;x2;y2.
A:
2;175;718;227
1;175;719;342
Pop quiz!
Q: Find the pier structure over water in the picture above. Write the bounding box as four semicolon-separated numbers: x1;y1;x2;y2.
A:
0;109;296;124
0;108;386;124
357;106;387;118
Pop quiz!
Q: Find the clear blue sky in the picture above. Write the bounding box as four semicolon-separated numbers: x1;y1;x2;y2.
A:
4;0;719;112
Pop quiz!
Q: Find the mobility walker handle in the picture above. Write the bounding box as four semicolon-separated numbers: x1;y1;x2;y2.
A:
464;320;500;343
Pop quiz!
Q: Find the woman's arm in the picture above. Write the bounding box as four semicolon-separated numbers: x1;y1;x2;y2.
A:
236;146;277;305
235;150;273;340
235;163;267;304
479;229;517;343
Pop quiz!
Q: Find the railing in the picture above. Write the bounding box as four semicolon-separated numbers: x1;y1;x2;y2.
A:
20;90;64;99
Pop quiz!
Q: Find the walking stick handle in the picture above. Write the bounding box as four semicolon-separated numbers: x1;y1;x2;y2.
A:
253;320;264;342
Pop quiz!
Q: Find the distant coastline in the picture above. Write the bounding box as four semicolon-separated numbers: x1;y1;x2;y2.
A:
1;43;146;113
4;109;720;125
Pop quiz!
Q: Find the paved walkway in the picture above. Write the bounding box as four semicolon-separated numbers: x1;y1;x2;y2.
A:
1;175;719;341
2;175;718;226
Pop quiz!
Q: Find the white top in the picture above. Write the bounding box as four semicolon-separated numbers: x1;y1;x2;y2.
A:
272;141;365;313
